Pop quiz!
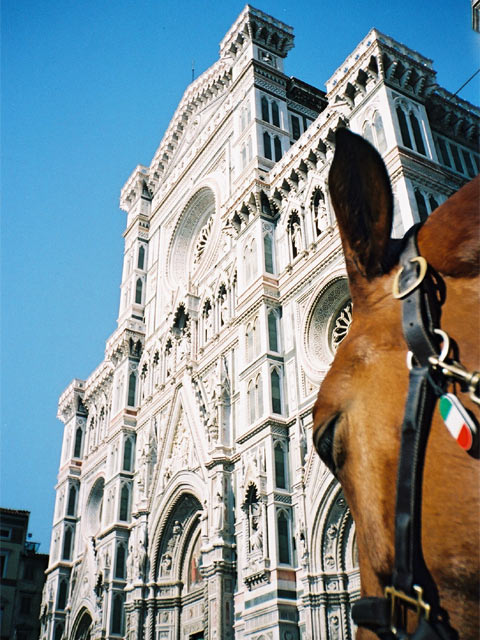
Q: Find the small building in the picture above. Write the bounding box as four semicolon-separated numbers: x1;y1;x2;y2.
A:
1;508;49;640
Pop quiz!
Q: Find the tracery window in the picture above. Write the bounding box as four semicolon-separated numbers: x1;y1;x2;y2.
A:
396;102;427;156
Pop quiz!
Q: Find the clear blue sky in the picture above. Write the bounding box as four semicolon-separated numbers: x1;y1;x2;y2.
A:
1;1;478;552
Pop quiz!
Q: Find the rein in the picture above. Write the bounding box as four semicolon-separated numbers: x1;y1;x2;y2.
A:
352;226;479;639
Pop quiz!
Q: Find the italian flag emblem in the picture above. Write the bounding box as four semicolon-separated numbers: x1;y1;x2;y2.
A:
439;393;476;451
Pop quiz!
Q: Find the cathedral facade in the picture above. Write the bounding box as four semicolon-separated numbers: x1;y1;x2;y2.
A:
41;7;479;640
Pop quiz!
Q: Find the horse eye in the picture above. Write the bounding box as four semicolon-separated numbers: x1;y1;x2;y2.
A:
313;414;341;476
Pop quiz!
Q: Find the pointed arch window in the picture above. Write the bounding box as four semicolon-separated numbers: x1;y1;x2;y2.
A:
256;374;263;419
274;442;287;489
246;322;254;362
415;191;428;222
62;526;74;561
57;578;69;610
263;132;272;160
291;114;301;140
261;96;270;123
67;485;77;517
274;136;282;161
268;310;279;352
248;381;255;424
373;111;387;153
122;437;134;471
428;195;439;212
73;426;83;459
119;484;131;522
254;317;260;356
241;143;247;169
137;245;145;270
396;106;412;149
409;112;426;155
362;121;374;146
114;543;126;580
135;278;143;304
271;101;280;127
277;510;291;564
450;143;464;173
54;624;64;640
435;136;451;167
263;233;274;273
461;149;476;178
111;593;124;635
127;372;137;407
271;368;282;414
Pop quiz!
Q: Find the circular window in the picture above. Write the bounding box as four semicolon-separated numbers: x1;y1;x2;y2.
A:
168;187;216;286
329;300;353;351
305;278;351;370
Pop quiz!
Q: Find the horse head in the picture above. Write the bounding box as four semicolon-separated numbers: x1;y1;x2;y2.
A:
312;128;479;638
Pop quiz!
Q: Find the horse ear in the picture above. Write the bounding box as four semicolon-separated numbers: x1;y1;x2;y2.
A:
328;128;393;283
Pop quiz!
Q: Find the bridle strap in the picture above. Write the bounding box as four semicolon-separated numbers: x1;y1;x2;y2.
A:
352;230;458;639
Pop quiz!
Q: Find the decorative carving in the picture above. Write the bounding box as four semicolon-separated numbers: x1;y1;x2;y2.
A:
324;523;338;569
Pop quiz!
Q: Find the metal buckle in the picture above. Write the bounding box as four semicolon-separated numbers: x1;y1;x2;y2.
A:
385;585;431;634
393;256;428;299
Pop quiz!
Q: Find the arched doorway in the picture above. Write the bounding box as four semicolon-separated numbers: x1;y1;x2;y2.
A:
152;493;206;639
73;610;93;640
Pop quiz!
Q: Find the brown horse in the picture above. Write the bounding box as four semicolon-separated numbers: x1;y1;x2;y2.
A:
312;129;479;638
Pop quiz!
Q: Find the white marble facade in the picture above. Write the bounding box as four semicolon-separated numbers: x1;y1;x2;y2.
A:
41;6;479;640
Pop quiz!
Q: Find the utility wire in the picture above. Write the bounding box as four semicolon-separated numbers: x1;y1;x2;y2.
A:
453;68;480;96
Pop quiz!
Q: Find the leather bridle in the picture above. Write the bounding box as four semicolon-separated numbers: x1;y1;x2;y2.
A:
352;225;479;639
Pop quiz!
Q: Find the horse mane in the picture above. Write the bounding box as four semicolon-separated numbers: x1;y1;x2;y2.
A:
418;175;480;278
